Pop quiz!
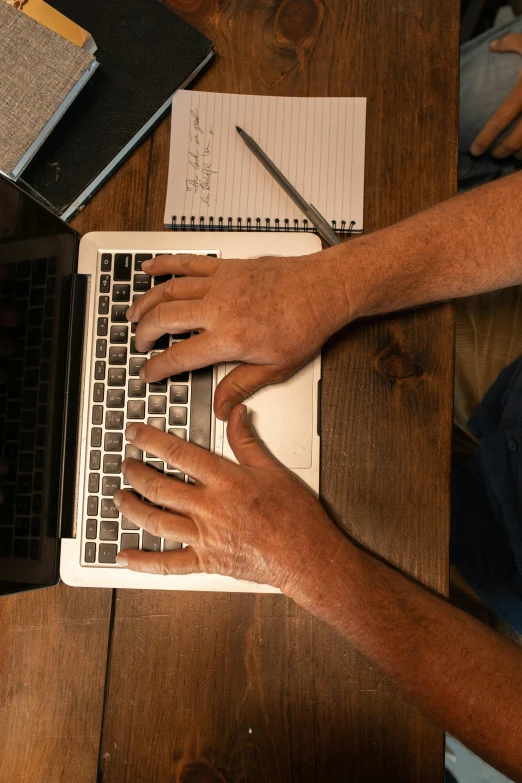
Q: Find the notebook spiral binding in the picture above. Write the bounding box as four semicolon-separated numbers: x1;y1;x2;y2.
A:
170;216;356;236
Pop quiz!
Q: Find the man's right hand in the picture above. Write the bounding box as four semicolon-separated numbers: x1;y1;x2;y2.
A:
127;250;352;420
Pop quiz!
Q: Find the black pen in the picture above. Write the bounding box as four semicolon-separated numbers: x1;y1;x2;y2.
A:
235;126;340;247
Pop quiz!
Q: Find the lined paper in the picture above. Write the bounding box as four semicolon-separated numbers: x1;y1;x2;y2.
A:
164;91;366;230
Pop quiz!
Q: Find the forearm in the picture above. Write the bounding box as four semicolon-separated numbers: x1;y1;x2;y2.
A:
328;171;522;321
291;538;522;782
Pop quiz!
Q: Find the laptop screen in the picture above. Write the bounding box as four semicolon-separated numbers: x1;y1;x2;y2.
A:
0;174;78;595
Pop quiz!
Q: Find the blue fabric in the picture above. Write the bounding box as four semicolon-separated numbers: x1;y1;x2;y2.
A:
459;17;522;190
452;357;522;632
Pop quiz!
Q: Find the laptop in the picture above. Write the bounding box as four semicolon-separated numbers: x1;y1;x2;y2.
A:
0;172;321;596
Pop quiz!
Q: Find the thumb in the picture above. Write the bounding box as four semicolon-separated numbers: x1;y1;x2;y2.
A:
226;405;275;468
490;33;522;55
214;363;282;421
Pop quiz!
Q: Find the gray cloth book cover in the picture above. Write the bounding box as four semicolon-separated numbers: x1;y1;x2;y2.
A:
0;1;97;177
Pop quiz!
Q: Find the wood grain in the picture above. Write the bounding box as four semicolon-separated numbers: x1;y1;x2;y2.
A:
1;1;458;780
98;1;458;782
0;583;112;783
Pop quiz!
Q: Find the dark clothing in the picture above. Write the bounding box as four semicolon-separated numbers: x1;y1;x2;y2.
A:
452;356;522;633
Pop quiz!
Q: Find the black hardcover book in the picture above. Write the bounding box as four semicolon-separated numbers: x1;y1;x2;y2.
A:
20;0;214;220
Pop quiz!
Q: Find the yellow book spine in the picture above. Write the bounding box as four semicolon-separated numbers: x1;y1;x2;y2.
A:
3;0;96;52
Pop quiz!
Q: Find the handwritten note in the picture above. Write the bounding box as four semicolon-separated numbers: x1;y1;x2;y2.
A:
186;104;217;207
165;91;366;230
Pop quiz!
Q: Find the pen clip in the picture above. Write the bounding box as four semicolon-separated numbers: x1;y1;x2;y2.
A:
309;203;331;231
308;203;340;246
309;202;325;220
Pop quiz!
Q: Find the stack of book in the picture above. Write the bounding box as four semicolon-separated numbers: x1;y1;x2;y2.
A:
4;0;97;52
0;1;98;180
1;0;215;218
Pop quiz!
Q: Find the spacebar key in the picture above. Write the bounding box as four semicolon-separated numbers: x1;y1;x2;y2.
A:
189;366;212;451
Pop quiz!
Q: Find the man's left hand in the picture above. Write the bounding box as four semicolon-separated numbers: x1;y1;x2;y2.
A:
114;408;344;595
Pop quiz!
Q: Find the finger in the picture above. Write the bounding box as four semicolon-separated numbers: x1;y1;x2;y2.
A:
139;331;221;383
125;422;219;483
134;301;205;352
141;253;220;277
226;404;276;469
492;117;522;158
113;488;197;543
490;33;522;55
214;363;282;420
122;458;197;514
126;277;210;323
470;75;522;155
116;545;201;575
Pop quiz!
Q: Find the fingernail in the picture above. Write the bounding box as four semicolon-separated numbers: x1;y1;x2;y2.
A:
141;260;151;270
113;491;122;508
126;425;137;441
219;401;233;421
239;405;249;424
490;40;498;49
116;553;128;567
470;142;482;156
126;307;134;321
139;368;146;381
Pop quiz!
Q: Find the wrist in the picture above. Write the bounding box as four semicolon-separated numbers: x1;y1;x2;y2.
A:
318;239;379;327
331;212;452;322
303;245;364;335
283;530;364;628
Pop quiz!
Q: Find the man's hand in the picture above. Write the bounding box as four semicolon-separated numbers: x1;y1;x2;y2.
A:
471;33;522;158
126;251;351;420
114;408;345;593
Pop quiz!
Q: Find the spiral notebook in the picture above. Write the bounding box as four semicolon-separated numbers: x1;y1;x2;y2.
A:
164;91;366;235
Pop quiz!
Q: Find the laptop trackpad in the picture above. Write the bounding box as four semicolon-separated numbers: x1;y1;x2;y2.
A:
222;362;314;469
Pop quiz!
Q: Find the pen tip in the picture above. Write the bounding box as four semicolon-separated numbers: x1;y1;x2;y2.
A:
235;125;242;134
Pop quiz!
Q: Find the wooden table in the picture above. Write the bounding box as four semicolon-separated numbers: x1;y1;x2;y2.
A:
0;2;458;781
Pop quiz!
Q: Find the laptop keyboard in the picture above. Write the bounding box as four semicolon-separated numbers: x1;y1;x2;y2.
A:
83;251;216;566
0;257;56;561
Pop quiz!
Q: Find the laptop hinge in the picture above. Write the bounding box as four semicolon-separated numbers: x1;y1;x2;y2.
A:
58;272;89;539
16;175;62;216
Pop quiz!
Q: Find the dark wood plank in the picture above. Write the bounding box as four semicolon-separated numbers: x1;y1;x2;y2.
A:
0;583;112;783
323;306;454;586
100;1;458;781
0;139;154;783
71;138;154;234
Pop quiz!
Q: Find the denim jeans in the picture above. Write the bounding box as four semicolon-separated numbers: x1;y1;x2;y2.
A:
459;16;522;189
